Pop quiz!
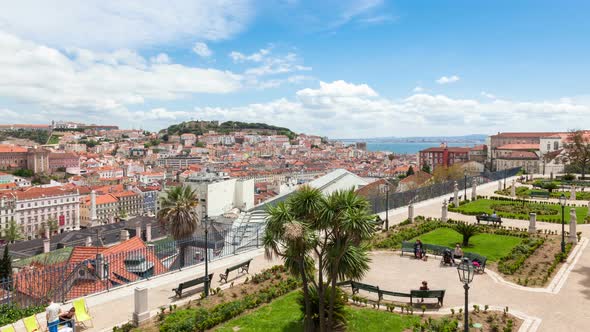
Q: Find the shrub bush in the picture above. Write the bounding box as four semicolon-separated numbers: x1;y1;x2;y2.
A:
297;285;348;331
497;238;545;275
0;304;45;327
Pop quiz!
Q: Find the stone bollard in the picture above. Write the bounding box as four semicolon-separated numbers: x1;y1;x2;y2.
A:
408;204;415;223
498;180;502;191
85;236;92;247
441;199;448;222
453;181;459;207
471;178;477;200
133;287;150;326
528;213;537;234
511;180;516;197
569;208;578;244
571;185;576;201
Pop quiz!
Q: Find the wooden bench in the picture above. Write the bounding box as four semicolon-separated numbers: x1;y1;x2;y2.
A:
410;290;445;307
463;252;487;273
380;289;411;301
401;241;450;257
219;259;252;283
476;215;502;226
351;281;382;301
173;273;213;298
530;190;550;199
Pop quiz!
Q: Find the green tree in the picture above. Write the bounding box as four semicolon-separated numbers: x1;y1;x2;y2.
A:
564;129;590;179
406;166;415;177
0;245;12;280
455;222;480;247
264;187;375;332
4;219;22;244
421;163;431;174
387;153;395;161
158;186;200;268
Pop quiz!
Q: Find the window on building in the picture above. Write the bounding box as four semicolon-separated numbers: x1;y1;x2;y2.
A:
554;141;559;150
547;143;551;151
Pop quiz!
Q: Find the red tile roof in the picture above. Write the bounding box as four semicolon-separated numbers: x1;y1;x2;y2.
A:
0;144;27;153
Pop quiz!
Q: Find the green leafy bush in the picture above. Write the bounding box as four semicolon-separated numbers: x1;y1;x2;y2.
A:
0;304;46;327
297;285;347;331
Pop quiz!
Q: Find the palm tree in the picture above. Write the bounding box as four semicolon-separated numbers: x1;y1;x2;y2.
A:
158;186;200;268
455;222;480;247
265;187;376;332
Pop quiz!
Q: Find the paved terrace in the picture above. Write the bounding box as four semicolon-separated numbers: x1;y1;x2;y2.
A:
6;175;590;332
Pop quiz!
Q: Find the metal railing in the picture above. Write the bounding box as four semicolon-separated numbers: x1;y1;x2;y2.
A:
367;167;521;214
0;221;265;309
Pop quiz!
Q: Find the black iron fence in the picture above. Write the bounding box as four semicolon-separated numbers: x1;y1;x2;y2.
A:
0;221;264;308
367;167;521;214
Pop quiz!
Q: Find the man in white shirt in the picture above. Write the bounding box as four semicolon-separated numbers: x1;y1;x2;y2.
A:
46;301;61;332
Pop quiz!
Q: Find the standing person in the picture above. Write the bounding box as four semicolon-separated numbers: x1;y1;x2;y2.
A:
46;301;61;332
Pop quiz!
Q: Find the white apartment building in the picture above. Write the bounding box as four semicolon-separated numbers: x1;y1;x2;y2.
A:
13;187;81;239
139;171;166;184
0;193;16;238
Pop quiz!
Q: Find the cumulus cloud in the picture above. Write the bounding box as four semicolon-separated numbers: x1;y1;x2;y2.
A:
186;81;590;138
413;86;424;92
0;0;253;50
193;42;213;57
0;31;241;112
436;75;460;84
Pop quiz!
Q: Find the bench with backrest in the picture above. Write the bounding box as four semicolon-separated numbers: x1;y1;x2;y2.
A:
530;190;550;199
219;259;252;283
379;289;411;302
401;241;415;256
173;273;214;298
476;215;502;226
410;290;445;307
463;252;487;273
351;281;382;302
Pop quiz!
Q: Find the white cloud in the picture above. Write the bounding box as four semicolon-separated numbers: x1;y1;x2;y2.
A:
0;31;241;112
193;42;213;57
0;1;253;50
413;86;424;93
481;91;496;99
230;46;312;88
185;81;590;138
436;75;460;84
150;53;171;64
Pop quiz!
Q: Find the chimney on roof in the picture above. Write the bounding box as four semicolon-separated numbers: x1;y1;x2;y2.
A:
43;238;50;253
120;229;129;241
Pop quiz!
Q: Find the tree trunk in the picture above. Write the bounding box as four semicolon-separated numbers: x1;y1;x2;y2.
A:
318;255;326;332
327;263;339;332
178;243;186;268
300;259;314;332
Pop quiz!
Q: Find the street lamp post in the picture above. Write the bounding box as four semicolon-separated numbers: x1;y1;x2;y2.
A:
380;182;390;231
559;194;567;253
204;215;210;296
457;258;475;332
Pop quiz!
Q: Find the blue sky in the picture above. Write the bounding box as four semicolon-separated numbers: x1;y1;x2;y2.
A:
1;0;589;138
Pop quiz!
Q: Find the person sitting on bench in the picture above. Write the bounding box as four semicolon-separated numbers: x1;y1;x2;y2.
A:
491;211;498;218
453;243;464;260
414;240;426;260
419;281;429;302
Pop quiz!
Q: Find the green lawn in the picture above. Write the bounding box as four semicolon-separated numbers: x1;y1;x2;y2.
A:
413;228;522;261
453;199;587;223
215;292;420;332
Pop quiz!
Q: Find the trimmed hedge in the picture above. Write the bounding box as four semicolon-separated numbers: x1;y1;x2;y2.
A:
160;274;300;332
497;238;545;275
